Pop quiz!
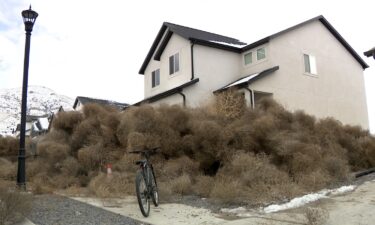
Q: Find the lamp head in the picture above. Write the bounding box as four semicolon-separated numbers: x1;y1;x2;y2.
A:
22;5;38;32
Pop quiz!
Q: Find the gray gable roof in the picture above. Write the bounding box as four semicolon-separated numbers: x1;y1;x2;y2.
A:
364;47;375;58
214;66;280;93
139;22;247;74
73;96;129;110
164;22;247;47
139;15;368;75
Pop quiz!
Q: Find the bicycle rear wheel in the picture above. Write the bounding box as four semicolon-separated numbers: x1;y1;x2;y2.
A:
135;171;150;217
149;168;159;207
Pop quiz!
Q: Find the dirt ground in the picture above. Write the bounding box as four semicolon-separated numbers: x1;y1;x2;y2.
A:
70;174;375;225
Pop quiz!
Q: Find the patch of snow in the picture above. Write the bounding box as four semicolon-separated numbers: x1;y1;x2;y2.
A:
221;207;247;214
263;185;356;213
330;185;356;195
225;73;259;89
0;85;74;136
38;117;49;130
209;40;247;48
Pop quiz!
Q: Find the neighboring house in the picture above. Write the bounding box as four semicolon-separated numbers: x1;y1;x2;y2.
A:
136;15;369;129
73;96;129;111
14;114;50;137
47;106;65;132
364;47;375;59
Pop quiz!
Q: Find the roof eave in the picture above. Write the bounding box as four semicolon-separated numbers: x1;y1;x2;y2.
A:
139;24;168;75
241;37;270;52
214;66;280;93
133;78;199;106
318;17;369;69
190;38;242;53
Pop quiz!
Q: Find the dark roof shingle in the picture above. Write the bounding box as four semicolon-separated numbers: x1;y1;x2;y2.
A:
139;15;368;74
73;96;129;110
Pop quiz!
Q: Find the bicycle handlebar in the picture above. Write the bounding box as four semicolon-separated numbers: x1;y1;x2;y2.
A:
129;147;160;155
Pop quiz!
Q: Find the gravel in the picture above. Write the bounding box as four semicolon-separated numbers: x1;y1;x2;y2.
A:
29;195;149;225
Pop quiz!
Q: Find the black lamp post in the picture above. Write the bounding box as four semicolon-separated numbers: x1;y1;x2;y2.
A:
17;6;38;189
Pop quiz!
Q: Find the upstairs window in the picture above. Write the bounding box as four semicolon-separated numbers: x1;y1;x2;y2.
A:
169;53;179;75
244;52;252;65
152;69;160;88
257;47;266;60
304;54;317;74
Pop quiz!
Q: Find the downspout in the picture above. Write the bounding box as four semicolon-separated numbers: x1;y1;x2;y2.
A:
190;42;195;80
244;87;255;109
178;91;186;107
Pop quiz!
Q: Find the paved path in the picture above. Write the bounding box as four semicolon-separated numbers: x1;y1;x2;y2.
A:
28;195;148;225
73;175;375;225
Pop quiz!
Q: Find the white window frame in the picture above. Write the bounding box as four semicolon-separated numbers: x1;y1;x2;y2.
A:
151;69;160;88
244;52;252;65
243;45;267;67
256;47;266;61
303;53;317;75
169;53;180;75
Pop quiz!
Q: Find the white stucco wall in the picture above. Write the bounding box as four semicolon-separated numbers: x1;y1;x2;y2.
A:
248;20;369;129
144;33;192;98
142;21;369;129
185;45;241;107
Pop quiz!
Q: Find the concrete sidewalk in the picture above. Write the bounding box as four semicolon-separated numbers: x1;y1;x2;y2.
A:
72;177;375;225
16;218;37;225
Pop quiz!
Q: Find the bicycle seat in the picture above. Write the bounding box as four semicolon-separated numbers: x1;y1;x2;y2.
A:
136;159;147;165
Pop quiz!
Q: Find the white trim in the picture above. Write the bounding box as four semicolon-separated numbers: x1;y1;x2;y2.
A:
302;52;318;77
169;52;181;76
243;44;268;67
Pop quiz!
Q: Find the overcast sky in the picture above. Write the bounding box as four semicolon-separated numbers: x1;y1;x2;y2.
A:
0;0;374;132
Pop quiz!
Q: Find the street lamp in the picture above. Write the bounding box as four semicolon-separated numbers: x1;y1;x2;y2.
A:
17;6;38;189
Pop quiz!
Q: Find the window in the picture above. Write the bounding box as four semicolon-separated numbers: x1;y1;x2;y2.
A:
304;54;317;74
257;47;266;60
152;69;160;88
169;53;179;75
244;52;252;65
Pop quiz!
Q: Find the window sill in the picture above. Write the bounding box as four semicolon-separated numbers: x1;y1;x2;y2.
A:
244;58;268;68
303;72;318;78
169;71;181;78
151;85;161;90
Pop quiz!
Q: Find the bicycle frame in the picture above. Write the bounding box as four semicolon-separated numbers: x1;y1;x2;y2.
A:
138;161;157;198
131;147;160;217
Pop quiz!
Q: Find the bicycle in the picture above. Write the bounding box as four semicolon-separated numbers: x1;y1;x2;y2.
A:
129;147;159;217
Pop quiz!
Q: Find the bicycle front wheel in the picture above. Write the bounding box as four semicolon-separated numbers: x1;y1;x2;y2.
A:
135;171;150;217
149;168;159;207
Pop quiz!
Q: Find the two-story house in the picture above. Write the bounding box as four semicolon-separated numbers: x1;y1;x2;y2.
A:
136;15;369;129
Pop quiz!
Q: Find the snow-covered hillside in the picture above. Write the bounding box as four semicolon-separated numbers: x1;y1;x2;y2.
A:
0;86;74;136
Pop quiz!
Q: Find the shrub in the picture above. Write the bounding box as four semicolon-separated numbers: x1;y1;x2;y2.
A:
210;177;242;203
214;89;246;119
52;111;83;134
0;185;32;225
0;158;16;180
193;175;214;197
88;172;134;197
170;173;192;195
8;95;374;205
77;145;102;171
158;156;199;180
37;141;70;165
0;136;18;157
304;207;329;225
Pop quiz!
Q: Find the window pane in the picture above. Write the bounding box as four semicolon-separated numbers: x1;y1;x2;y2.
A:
155;69;160;86
257;48;266;60
304;54;311;73
310;55;317;74
151;71;156;87
174;53;179;73
244;52;252;65
169;56;174;75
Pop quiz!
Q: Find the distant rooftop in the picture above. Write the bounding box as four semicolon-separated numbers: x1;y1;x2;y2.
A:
73;96;129;110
